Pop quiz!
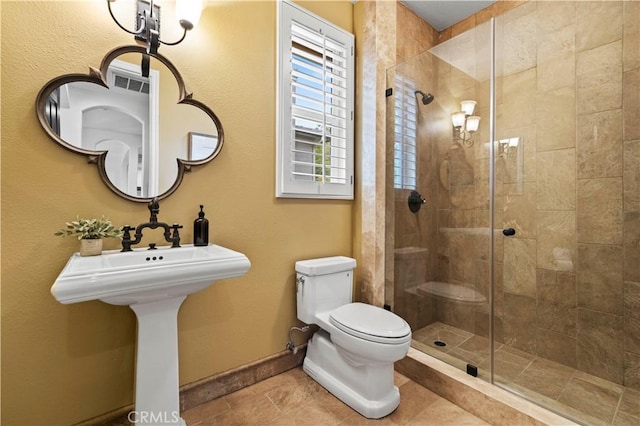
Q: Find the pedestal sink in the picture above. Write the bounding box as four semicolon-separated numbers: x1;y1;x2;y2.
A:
52;244;251;425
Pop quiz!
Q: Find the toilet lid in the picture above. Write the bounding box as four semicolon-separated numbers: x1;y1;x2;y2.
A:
329;303;411;344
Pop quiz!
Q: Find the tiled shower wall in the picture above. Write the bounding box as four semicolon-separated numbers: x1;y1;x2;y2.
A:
393;0;639;390
493;0;639;390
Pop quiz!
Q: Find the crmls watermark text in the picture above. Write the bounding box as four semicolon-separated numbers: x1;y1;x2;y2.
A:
127;411;181;424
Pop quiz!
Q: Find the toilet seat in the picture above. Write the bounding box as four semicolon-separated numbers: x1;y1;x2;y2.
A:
329;303;411;344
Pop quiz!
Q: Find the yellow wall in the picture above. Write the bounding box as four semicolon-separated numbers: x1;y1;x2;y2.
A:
0;1;353;424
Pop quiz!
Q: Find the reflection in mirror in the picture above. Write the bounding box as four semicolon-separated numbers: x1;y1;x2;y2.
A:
188;132;219;160
36;46;223;202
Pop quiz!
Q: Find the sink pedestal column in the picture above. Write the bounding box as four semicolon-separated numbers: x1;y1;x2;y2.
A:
129;296;187;425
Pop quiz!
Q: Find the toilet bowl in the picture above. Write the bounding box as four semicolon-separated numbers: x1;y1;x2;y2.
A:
296;257;412;419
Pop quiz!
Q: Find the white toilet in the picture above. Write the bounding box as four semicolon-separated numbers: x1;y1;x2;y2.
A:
295;256;412;419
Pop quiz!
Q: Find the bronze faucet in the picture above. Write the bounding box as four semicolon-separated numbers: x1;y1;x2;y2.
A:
121;197;183;252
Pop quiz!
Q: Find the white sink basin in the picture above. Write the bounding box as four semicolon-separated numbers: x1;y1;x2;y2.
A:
52;244;251;305
51;243;250;425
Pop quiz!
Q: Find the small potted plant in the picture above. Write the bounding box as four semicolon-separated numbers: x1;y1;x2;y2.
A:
55;216;123;256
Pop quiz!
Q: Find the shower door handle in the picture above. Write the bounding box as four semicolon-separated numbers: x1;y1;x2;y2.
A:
502;228;516;236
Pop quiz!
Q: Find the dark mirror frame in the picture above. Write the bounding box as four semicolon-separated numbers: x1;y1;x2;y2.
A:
35;45;224;203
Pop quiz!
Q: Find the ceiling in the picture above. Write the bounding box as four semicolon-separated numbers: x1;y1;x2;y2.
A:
401;0;497;32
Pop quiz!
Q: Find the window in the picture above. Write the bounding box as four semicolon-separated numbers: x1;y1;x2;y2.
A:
276;0;354;199
393;75;417;190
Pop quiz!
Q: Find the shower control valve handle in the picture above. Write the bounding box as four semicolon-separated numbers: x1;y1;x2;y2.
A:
408;190;426;213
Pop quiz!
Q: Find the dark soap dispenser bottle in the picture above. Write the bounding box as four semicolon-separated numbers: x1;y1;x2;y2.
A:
193;205;209;246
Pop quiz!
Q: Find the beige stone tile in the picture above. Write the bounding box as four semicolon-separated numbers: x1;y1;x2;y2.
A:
536;148;576;210
182;397;230;425
624;351;640;390
577;40;623;115
450;67;476;99
576;0;623;53
536;87;576;152
447;345;488;368
497;342;536;363
502;293;537;353
537;21;575;63
623;0;640;72
503;237;536;297
618;387;640;417
536;328;578;368
243;367;309;397
408;398;490;425
502;68;536;128
577;308;625;386
265;379;318;412
537;269;577;306
536;0;575;33
206;392;281;425
537;301;577;337
502;7;537;76
537;24;575;93
558;375;622;423
436;297;476;333
536;210;576;271
340;410;396;425
624;141;640;212
537;52;575;95
394;371;410;387
623;69;640;142
389;380;442;424
499;124;536;184
450;184;477;210
577;177;624;244
458;334;491;358
514;357;575;400
480;347;530;382
415;328;470;351
504;182;536;239
577;243;624;315
577;109;623;179
624;281;640;354
268;400;344;425
614;410;640;426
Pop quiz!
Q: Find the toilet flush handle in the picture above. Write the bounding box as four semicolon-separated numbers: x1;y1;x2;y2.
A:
296;275;305;294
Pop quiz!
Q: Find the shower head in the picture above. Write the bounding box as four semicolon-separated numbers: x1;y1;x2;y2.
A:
414;90;435;105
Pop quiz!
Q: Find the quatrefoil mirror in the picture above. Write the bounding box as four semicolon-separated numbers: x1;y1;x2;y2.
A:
36;45;224;202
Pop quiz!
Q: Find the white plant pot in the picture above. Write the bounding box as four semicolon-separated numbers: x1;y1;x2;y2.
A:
80;239;103;257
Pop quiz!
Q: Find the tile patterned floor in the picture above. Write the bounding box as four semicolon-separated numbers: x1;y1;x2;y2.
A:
412;322;640;426
182;366;490;425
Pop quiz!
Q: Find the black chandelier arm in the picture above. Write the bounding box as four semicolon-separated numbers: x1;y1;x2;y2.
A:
159;28;188;46
107;0;146;36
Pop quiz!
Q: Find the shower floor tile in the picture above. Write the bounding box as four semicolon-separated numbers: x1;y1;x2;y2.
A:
182;366;490;425
412;322;640;426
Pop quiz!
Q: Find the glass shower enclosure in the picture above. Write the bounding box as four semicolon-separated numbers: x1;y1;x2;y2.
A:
386;2;639;424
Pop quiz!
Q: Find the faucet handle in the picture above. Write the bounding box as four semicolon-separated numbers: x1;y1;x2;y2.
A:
170;224;182;248
121;225;133;252
148;197;160;222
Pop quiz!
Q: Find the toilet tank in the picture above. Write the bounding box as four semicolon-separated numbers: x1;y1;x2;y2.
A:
295;256;356;325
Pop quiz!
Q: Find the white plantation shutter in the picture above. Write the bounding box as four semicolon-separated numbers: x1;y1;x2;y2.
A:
277;0;354;199
393;75;417;190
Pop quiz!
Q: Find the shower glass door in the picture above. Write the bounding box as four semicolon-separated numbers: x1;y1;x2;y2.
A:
387;1;639;423
492;2;639;424
386;19;494;380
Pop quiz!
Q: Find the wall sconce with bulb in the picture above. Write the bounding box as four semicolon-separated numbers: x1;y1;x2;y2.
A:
451;100;481;147
107;0;203;76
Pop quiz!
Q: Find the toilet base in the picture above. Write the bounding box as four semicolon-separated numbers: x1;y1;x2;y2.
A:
303;330;400;419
